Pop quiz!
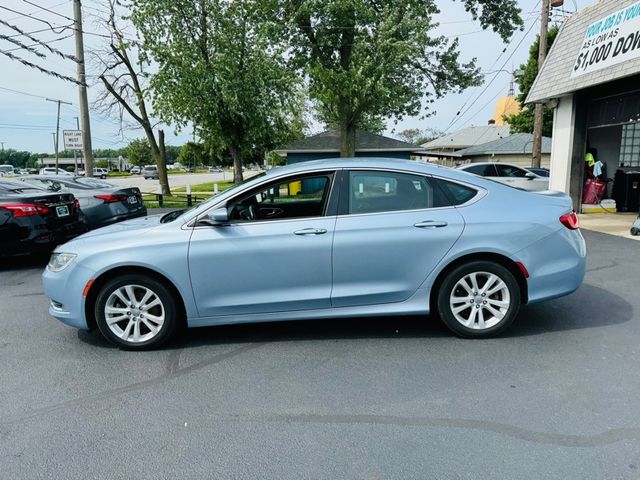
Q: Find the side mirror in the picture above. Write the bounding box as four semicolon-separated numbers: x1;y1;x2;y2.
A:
525;172;537;180
199;207;229;226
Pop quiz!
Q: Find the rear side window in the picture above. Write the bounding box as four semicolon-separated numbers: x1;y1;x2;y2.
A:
347;171;450;214
431;177;478;206
496;164;528;178
463;164;498;177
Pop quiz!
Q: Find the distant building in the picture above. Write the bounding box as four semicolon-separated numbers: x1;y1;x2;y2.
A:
275;129;421;164
421;124;510;153
455;133;551;168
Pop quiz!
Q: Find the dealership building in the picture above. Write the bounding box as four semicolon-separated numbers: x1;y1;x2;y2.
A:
527;0;640;212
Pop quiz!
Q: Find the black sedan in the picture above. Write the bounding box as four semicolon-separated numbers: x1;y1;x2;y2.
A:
17;176;147;230
0;180;88;257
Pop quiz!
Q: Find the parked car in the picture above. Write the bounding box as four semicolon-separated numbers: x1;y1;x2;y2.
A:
141;165;159;180
130;166;141;175
39;167;74;176
0;164;14;177
0;179;87;256
208;166;223;173
43;158;586;350
456;162;549;191
17;176;146;230
78;168;109;179
526;167;550;178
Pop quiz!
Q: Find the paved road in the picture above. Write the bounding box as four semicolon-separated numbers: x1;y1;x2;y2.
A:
107;171;261;193
0;231;639;479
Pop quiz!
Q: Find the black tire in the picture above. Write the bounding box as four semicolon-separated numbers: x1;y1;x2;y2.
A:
94;274;179;350
436;261;521;339
631;228;639;236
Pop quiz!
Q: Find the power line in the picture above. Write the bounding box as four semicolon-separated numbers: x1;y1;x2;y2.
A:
0;18;79;62
0;85;50;99
0;5;73;34
444;17;539;133
5;0;71;22
441;5;541;133
21;0;75;22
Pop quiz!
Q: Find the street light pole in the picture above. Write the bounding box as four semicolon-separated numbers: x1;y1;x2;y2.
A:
532;0;551;168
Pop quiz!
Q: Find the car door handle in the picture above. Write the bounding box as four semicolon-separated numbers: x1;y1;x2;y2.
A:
294;228;328;235
414;220;448;228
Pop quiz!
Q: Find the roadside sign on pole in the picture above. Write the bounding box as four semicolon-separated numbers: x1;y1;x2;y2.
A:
63;130;83;151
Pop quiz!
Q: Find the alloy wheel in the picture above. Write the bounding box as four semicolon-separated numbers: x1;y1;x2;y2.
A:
104;284;165;343
449;271;511;330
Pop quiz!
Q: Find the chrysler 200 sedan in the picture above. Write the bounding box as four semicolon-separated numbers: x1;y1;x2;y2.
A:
43;159;586;350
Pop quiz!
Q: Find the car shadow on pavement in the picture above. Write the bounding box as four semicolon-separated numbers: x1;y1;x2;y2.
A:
77;281;631;350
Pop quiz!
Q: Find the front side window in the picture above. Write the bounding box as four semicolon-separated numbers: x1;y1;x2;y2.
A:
227;174;332;222
347;171;450;214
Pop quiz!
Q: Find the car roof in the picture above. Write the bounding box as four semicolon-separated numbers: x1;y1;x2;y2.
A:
456;162;525;169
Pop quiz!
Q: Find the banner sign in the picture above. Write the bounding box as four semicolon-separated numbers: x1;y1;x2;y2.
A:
572;1;640;78
63;130;83;151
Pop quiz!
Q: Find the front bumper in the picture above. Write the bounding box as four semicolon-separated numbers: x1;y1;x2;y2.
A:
42;261;95;330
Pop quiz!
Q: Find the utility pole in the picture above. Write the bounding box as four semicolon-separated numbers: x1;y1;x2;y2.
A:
532;0;551;168
0;142;5;151
73;0;94;177
46;98;72;174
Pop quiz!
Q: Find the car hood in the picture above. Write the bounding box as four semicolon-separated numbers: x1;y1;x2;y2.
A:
55;215;166;254
80;214;164;238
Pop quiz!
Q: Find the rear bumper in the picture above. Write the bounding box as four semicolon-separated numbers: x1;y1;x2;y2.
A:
2;220;88;256
514;227;587;304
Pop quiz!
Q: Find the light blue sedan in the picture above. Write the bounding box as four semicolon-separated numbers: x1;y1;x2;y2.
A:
43;159;586;349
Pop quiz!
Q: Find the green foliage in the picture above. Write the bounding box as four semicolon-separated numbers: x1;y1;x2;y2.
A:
282;0;523;155
177;142;207;168
127;139;153;166
396;127;443;145
131;0;306;182
504;26;558;137
0;149;33;168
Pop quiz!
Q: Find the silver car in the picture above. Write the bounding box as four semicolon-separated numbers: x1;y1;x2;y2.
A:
457;162;549;191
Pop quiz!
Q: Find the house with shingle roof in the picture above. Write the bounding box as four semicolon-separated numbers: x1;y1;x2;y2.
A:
527;0;640;211
275;129;421;164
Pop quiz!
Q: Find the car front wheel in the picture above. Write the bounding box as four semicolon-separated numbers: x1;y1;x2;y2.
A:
94;274;178;350
437;261;521;338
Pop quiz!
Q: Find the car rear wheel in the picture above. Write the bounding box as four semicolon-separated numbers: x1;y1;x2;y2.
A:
436;261;520;338
94;274;178;350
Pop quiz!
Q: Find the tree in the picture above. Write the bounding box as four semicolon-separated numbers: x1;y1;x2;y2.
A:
177;142;207;169
130;0;306;183
92;0;172;194
503;26;558;138
282;0;523;156
127;139;153;166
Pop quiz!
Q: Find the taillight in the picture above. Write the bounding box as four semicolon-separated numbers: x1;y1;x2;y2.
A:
1;203;49;217
73;198;80;210
560;211;579;230
95;194;127;204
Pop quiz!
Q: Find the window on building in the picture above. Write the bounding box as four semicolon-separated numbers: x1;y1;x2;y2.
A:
620;123;640;167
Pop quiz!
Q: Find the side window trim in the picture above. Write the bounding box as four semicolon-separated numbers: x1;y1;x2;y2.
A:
223;170;336;224
339;169;445;216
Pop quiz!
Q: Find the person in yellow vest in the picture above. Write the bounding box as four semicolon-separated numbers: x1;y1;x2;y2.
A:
584;148;596;179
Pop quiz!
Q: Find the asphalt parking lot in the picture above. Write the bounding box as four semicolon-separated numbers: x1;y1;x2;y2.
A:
0;230;639;479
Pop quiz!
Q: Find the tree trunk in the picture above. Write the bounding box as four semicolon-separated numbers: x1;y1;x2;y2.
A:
339;117;356;157
157;129;171;195
229;144;244;183
145;127;171;195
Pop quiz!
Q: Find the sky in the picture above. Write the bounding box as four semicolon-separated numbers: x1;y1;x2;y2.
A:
0;0;596;153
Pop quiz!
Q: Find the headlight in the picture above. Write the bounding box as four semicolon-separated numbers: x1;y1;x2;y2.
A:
47;253;77;272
